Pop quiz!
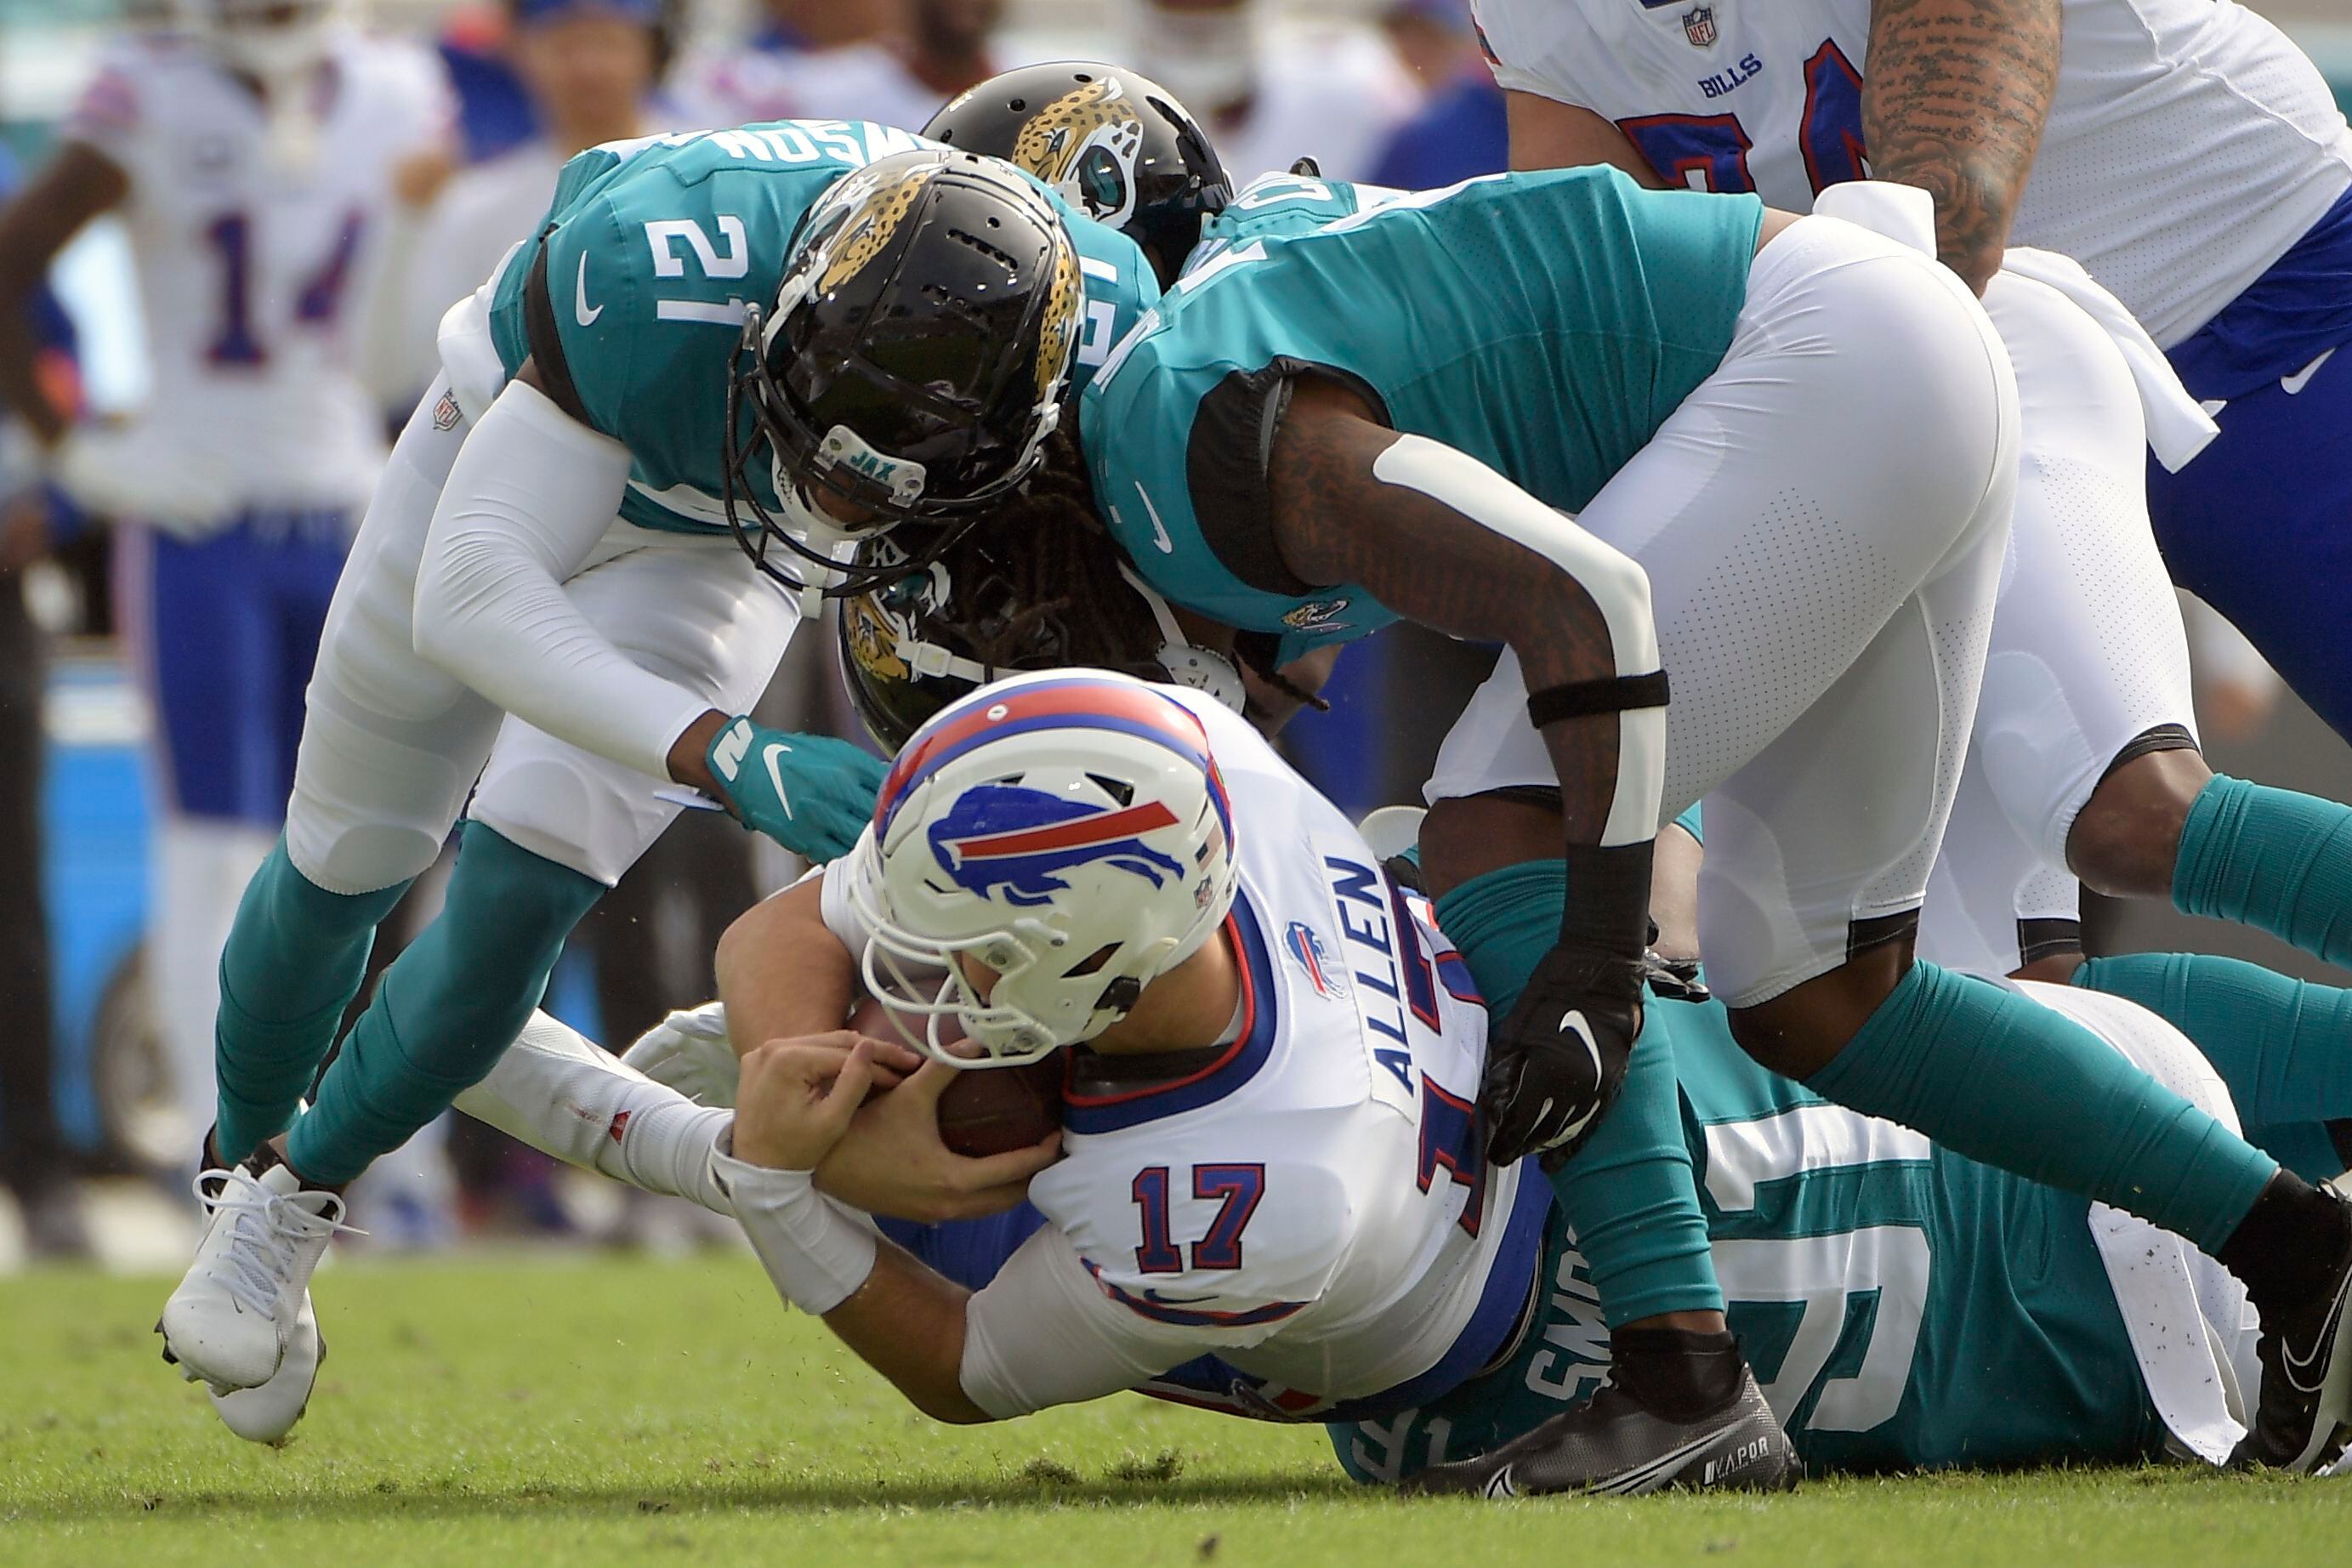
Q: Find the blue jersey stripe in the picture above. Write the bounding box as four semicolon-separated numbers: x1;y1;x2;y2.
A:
1062;891;1281;1135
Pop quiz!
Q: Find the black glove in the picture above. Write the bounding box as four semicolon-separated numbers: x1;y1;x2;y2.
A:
1482;942;1644;1167
1480;838;1656;1168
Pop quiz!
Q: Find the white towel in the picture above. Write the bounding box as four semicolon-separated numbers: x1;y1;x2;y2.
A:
1809;182;2219;472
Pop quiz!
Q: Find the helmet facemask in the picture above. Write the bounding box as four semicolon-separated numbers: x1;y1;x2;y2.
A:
851;672;1241;1068
722;151;1081;599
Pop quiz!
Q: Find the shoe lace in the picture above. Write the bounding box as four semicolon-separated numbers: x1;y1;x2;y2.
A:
191;1167;361;1318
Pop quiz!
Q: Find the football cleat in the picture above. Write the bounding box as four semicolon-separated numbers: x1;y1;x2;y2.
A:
158;1151;351;1393
162;1290;327;1445
2234;1186;2352;1471
1403;1367;1798;1498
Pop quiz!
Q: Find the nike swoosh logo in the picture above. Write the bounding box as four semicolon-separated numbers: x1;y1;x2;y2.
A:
761;742;797;821
2283;1264;2352;1394
575;252;603;327
1133;482;1173;554
1537;1012;1608;1150
2282;348;2337;397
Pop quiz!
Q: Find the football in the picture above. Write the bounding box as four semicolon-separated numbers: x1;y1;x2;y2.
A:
847;998;1064;1157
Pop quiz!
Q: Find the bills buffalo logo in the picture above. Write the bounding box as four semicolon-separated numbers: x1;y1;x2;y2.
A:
929;785;1185;906
1284;921;1347;999
1683;5;1719;47
1014;78;1146;229
817;163;931;295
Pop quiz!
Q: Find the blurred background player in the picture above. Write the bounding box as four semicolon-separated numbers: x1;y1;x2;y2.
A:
404;0;672;377
1120;0;1417;182
668;0;898;127
1368;0;1504;190
0;142;92;1261
0;0;452;1171
676;0;1004;133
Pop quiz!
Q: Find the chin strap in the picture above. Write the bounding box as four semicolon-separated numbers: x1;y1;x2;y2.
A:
1116;562;1247;714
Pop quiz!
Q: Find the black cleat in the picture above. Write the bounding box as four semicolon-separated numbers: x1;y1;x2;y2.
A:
1404;1366;1797;1498
2233;1185;2352;1471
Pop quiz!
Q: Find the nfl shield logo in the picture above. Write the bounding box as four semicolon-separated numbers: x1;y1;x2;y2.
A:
1683;5;1719;46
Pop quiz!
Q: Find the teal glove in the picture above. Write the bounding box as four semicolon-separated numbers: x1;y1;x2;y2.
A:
704;716;884;861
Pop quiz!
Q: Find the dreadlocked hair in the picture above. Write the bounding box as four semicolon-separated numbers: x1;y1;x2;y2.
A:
938;425;1168;675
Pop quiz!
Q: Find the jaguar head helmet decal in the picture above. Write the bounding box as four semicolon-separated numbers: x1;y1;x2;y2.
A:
1014;77;1148;229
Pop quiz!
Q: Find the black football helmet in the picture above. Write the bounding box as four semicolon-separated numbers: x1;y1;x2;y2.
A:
838;535;1244;752
724;149;1083;597
923;62;1232;290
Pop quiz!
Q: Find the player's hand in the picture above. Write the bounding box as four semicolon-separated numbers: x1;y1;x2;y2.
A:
52;422;240;536
620;1005;744;1106
816;1058;1060;1224
1480;943;1643;1168
731;1032;919;1170
704;715;885;862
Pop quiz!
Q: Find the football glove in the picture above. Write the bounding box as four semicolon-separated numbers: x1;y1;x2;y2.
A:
1482;941;1642;1168
618;1004;741;1107
1480;838;1656;1168
704;715;884;862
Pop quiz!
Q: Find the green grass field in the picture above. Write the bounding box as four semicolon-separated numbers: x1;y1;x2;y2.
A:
1;1253;2343;1568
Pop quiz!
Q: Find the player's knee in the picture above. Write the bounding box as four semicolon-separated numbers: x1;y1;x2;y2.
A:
284;814;444;898
2065;741;2210;898
1727;946;1912;1079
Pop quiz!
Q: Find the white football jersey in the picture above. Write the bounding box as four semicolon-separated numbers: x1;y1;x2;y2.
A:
1472;0;2352;346
64;29;451;512
823;689;1545;1422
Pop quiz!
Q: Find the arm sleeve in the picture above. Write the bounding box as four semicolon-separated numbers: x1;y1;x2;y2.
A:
817;844;878;954
410;378;716;778
959;1224;1217;1418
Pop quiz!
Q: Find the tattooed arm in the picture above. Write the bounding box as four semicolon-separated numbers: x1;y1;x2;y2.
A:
1269;378;1664;1165
1864;0;2063;295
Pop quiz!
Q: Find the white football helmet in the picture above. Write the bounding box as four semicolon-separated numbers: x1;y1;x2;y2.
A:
852;669;1240;1067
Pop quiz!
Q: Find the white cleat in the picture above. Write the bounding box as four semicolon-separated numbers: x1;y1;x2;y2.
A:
158;1159;352;1393
207;1291;326;1445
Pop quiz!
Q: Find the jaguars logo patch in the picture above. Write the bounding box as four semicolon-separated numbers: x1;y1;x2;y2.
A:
817;163;931;296
1013;78;1145;227
1034;233;1085;401
843;591;914;683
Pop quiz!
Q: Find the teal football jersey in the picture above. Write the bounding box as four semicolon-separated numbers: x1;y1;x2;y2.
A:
1332;997;2165;1482
1078;166;1764;648
485;122;1159;537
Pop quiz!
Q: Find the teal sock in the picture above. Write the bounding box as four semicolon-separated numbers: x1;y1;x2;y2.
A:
1806;961;2276;1253
2074;952;2352;1127
213;837;412;1161
1436;861;1723;1327
287;823;604;1185
2174;773;2352;965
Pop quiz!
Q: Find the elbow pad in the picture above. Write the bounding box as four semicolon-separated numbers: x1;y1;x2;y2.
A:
1372;433;1665;846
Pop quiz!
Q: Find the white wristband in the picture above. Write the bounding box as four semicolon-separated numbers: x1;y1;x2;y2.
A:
713;1150;878;1316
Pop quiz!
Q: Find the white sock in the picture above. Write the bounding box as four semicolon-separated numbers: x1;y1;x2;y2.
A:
452;1012;735;1215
